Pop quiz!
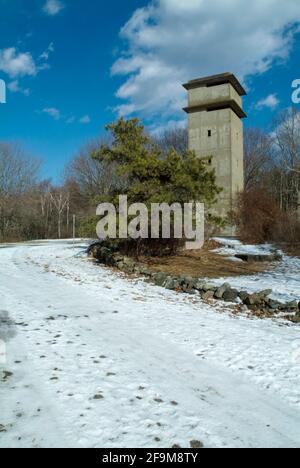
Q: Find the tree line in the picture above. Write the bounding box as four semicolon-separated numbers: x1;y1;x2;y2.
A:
0;107;299;246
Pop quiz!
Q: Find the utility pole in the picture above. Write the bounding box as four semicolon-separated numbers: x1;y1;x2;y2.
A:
72;215;76;246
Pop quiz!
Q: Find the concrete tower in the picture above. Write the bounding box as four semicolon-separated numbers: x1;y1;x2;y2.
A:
183;73;246;234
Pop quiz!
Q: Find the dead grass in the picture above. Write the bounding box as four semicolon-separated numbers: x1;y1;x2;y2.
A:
140;240;270;279
280;243;300;259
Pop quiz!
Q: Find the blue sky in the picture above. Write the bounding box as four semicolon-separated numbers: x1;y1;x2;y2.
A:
0;0;300;181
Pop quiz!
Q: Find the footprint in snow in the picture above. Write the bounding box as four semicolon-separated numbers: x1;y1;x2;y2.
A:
154;398;164;403
1;371;13;382
93;394;104;400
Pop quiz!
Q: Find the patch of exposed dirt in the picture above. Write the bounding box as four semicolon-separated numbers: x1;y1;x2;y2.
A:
140;240;271;279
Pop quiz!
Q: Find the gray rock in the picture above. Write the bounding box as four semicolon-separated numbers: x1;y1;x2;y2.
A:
239;291;249;302
134;263;150;275
214;283;231;299
139;266;152;276
267;299;282;310
201;290;215;301
115;260;124;269
123;265;135;274
202;283;216;292
194;281;206;291
257;289;273;299
181;276;197;293
235;253;282;263
123;257;136;267
164;277;180;291
183;276;197;289
91;246;116;266
152;272;168;287
243;294;262;306
283;301;298;311
114;255;125;263
223;289;239;302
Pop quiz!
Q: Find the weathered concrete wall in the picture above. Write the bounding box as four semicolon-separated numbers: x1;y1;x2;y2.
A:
188;83;242;109
185;78;245;235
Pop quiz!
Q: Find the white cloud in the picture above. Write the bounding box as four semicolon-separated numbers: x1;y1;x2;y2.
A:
149;117;187;136
41;110;91;125
112;0;300;120
42;107;61;120
79;115;91;124
40;42;55;61
43;0;64;16
7;80;30;96
256;94;280;110
0;48;37;78
66;116;75;124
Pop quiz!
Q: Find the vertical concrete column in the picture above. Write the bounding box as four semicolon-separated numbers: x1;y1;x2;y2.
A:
183;73;246;235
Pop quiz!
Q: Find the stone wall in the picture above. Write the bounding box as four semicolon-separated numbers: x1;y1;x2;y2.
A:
88;242;300;323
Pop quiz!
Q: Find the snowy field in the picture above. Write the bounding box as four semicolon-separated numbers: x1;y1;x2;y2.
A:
0;241;300;448
213;238;300;303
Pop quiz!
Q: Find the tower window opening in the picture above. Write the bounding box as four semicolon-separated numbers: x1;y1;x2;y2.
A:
208;130;212;137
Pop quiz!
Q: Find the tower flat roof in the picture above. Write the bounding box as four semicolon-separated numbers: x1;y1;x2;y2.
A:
183;72;247;96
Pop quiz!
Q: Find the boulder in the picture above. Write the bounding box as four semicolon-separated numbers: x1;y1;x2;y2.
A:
235;253;282;263
257;289;273;299
91;246;116;266
214;283;230;299
184;276;197;289
239;291;249;302
152;272;169;287
201;290;214;301
243;293;262;307
285;301;298;311
164;277;180;291
123;257;136;267
202;283;216;292
267;298;282;310
181;276;197;293
139;266;152;276
194;281;206;291
223;289;239;302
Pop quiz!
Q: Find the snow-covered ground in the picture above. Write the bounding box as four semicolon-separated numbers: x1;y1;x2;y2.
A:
213;238;300;303
0;241;300;448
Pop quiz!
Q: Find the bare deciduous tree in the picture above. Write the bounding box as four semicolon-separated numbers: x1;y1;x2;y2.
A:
66;139;119;199
0;142;40;197
154;127;188;155
273;108;300;211
244;128;274;190
49;190;70;239
0;142;40;241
